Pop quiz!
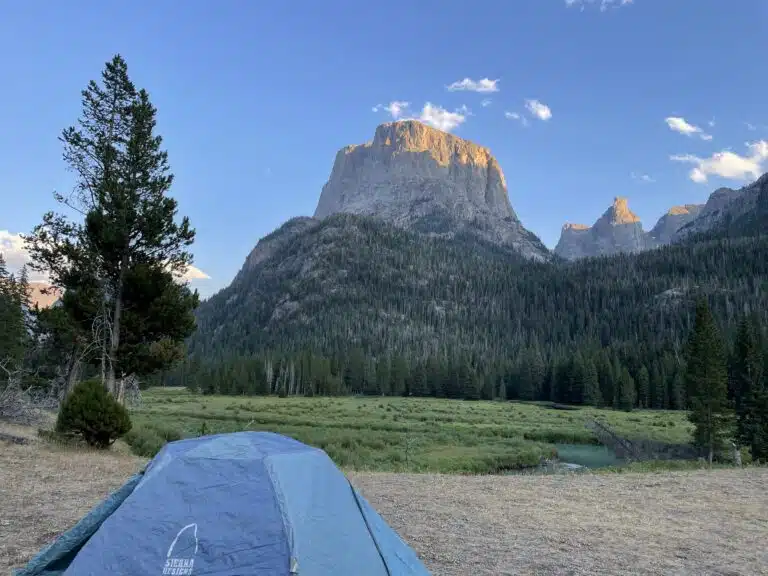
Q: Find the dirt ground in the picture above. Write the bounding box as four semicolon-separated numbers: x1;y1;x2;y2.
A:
2;432;767;576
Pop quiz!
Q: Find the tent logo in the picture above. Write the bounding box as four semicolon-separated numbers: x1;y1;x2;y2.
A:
163;523;198;575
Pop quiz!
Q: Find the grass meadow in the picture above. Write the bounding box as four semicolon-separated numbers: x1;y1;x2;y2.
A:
124;388;695;473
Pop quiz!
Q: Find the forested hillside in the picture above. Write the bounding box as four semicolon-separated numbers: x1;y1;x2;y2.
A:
161;205;768;411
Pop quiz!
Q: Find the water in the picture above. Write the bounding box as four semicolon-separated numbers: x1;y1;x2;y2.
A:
554;443;623;469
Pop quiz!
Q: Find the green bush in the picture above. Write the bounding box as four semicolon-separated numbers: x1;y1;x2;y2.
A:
123;423;183;457
56;379;132;448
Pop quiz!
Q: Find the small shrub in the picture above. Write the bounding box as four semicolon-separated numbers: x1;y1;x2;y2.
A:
123;427;165;457
56;379;132;449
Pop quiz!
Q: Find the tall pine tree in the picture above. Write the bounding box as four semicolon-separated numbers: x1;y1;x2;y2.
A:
685;299;730;464
732;316;768;460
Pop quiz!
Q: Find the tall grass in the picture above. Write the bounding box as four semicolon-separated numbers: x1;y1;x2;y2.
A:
125;388;695;473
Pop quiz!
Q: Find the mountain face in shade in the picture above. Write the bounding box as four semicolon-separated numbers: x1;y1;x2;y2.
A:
312;120;550;261
673;173;768;241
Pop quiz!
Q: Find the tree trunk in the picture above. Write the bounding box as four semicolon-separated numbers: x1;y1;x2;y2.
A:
106;255;128;398
63;347;82;400
116;377;126;404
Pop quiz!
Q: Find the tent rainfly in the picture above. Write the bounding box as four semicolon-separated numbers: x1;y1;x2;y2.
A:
16;431;431;576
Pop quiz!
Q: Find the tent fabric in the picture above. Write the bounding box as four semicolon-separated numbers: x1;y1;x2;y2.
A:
15;431;431;576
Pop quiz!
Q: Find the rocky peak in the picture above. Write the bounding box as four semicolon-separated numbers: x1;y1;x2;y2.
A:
603;197;641;225
370;120;498;171
555;197;646;260
649;204;704;244
313;120;548;260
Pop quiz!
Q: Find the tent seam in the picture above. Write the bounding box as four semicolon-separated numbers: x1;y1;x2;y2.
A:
348;480;392;576
264;455;298;573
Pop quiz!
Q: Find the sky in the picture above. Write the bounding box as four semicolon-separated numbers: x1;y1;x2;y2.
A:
1;0;767;297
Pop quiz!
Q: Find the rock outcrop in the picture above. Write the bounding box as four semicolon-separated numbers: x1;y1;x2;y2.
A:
554;197;648;259
648;204;703;244
673;173;768;240
554;172;768;261
313;120;549;261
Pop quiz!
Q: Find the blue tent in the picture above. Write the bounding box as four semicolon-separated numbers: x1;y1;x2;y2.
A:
16;431;431;576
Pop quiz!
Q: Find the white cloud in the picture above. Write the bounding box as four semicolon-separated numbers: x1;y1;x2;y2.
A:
630;171;655;183
504;111;529;127
671;140;768;183
566;0;633;12
374;100;467;132
373;101;410;119
481;98;492;107
0;231;47;281
525;99;552;121
456;104;472;116
665;116;712;141
418;103;466;132
0;230;209;284
446;78;499;93
175;264;210;282
745;122;757;131
708;118;716;128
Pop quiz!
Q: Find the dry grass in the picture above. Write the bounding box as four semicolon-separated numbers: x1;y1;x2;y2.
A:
349;470;768;575
2;434;767;576
0;439;145;571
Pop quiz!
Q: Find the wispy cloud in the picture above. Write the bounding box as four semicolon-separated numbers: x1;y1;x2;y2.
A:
525;99;553;121
0;230;210;284
565;0;633;12
630;171;655;183
671;140;768;183
372;101;410;119
446;78;499;93
504;111;529;127
373;101;467;132
745;122;758;132
665;116;712;141
481;98;492;107
708;118;716;128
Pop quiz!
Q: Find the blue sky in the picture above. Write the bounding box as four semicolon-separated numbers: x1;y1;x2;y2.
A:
1;0;767;297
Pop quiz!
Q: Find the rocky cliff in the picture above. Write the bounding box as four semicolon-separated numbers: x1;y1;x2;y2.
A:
554;197;648;259
648;205;703;244
313;120;549;261
673;173;768;240
553;172;768;260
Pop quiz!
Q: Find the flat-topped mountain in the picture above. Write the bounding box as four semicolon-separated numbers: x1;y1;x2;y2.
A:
313;120;549;261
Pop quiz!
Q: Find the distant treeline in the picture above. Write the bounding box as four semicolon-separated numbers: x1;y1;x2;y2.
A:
156;311;767;413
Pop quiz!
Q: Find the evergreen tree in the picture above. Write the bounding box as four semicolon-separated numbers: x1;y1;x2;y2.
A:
637;365;650;409
617;367;636;412
410;364;429;397
650;363;665;409
732;316;768;460
582;357;602;407
0;255;29;372
685;299;731;464
24;55;198;400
